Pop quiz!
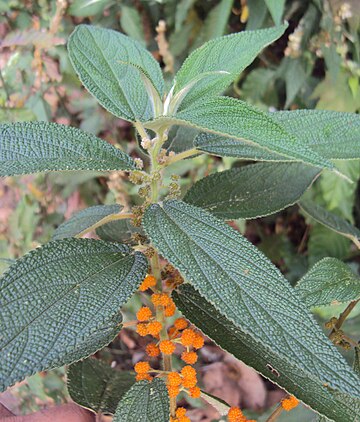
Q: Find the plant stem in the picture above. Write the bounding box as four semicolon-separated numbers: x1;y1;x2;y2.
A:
74;212;134;238
329;299;360;341
265;405;283;422
146;127;177;417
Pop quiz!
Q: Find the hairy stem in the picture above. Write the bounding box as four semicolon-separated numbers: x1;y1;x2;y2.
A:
146;128;176;417
329;299;360;341
265;405;283;422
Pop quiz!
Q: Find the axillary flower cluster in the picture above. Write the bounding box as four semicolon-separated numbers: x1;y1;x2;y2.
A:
133;273;204;421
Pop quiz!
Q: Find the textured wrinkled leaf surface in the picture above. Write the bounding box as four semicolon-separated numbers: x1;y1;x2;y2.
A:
0;122;135;177
295;258;360;308
147;97;333;169
143;201;360;402
96;219;143;244
272;110;360;160
194;109;360;162
67;358;135;414
173;285;360;421
113;378;169;422
194;132;286;161
299;199;360;244
174;25;287;110
183;162;320;219
53;204;122;240
68;25;164;122
0;239;148;391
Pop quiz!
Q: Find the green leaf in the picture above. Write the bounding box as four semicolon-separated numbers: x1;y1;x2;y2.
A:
120;6;145;44
307;225;351;267
113;378;169;422
173;24;287;110
147;97;334;169
265;0;286;26
194;132;285;161
143;200;360;416
67;357;135;414
183;162;320;219
68;25;164;122
299;199;360;246
68;0;110;17
0;107;36;122
53;205;123;240
96;219;143;244
0;122;135;177
272;110;360;160
0;239;148;391
194;109;360;162
191;0;233;50
173;284;360;421
295;258;360;308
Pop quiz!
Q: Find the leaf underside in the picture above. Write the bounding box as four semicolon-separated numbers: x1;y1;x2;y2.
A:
53;204;122;240
113;378;169;422
96;218;143;244
183;162;320;219
173;285;360;422
0;122;135;177
0;238;147;391
67;357;135;414
143;200;360;421
296;257;360;308
299;199;360;243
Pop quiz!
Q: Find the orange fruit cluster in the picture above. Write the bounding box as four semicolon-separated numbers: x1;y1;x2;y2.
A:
227;407;255;422
166;365;200;399
281;395;299;411
139;275;157;291
170;407;190;422
133;274;206;418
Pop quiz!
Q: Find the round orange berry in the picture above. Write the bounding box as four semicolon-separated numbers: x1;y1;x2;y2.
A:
281;395;299;411
159;340;176;355
136;306;153;322
147;321;163;336
134;361;151;374
167;372;182;387
181;329;196;347
179;417;190;422
181;351;198;365
167;385;180;398
174;318;188;330
146;343;160;357
182;377;197;388
227;407;245;422
192;333;204;349
175;408;187;417
139;275;156;291
181;365;197;379
136;323;149;337
151;293;171;307
164;304;176;317
188;386;201;398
